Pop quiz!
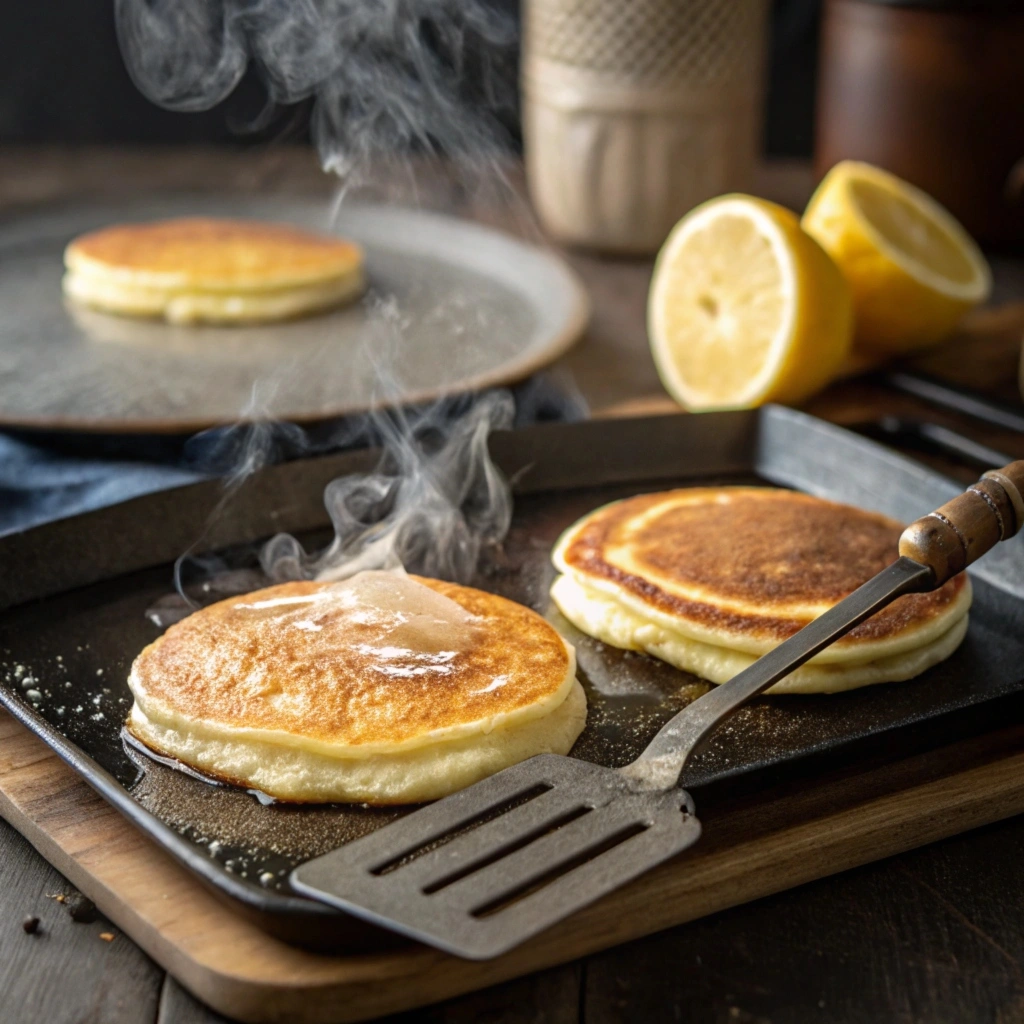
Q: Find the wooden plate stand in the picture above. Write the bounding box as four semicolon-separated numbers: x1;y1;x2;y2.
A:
3;711;1024;1023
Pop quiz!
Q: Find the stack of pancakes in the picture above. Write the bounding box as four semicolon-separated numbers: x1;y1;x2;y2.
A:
63;217;365;325
127;572;586;803
551;487;971;694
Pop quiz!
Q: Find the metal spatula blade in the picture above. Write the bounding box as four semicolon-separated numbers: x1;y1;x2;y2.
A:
292;460;1024;959
292;755;699;958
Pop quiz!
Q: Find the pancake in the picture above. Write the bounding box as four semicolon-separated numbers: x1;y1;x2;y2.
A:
551;487;971;694
63;218;365;325
127;572;586;803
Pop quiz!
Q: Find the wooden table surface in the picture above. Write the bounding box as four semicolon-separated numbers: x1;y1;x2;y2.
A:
2;147;1024;1024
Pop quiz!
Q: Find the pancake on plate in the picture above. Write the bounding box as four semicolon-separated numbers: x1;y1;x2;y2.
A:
63;217;365;325
550;487;971;694
127;571;585;803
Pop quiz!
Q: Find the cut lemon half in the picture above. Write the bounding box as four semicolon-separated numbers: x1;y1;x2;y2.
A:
648;195;853;411
802;161;991;354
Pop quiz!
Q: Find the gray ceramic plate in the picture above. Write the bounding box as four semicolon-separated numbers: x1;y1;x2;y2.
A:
0;196;589;432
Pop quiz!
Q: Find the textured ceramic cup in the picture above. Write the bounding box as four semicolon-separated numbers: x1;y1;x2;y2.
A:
522;0;769;254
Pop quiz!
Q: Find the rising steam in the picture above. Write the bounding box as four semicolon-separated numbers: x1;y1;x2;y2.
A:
164;388;515;615
261;389;514;583
114;0;518;179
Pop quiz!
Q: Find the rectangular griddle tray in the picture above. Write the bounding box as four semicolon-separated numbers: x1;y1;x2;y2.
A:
2;405;1023;951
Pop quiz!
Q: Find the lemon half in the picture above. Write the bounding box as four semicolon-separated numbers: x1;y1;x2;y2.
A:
802;161;991;354
648;195;853;410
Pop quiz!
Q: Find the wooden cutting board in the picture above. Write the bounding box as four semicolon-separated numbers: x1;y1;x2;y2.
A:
4;710;1024;1023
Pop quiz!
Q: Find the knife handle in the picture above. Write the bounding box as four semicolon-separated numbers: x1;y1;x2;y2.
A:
899;461;1024;585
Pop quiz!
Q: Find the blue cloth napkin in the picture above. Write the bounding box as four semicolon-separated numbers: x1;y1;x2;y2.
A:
0;434;205;535
0;376;586;536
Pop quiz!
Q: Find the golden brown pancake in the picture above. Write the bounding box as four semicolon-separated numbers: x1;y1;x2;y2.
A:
551;487;971;693
63;217;365;325
127;572;586;803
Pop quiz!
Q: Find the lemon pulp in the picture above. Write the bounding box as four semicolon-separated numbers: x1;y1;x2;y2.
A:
802;161;990;354
648;195;852;410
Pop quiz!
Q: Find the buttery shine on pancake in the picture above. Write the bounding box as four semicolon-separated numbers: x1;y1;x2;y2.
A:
63;217;365;325
551;487;971;694
127;572;585;804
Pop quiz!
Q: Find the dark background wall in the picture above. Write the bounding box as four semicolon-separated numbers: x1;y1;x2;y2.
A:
0;0;821;157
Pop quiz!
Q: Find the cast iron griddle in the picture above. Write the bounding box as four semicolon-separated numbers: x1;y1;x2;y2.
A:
2;407;1023;949
0;195;587;432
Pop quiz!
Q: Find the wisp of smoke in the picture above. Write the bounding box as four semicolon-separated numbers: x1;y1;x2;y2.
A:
260;389;514;584
168;388;515;609
171;380;309;602
115;0;518;180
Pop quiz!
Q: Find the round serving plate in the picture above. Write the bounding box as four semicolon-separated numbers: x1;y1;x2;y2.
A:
0;195;589;433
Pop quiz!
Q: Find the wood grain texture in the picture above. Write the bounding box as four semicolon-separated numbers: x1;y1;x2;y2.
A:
5;707;1024;1024
382;965;582;1024
156;924;583;1023
159;976;235;1024
0;816;163;1024
581;815;1024;1024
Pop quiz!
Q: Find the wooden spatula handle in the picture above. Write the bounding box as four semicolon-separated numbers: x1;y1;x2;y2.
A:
899;461;1024;584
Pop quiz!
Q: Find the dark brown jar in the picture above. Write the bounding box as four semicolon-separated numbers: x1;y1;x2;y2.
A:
815;0;1024;245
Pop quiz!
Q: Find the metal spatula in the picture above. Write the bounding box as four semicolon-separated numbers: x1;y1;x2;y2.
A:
292;461;1024;959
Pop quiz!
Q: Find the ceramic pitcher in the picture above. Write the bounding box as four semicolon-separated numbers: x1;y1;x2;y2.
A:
522;0;769;254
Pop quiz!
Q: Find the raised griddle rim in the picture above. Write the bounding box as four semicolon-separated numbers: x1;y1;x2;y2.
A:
1;405;1019;947
0;408;754;610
